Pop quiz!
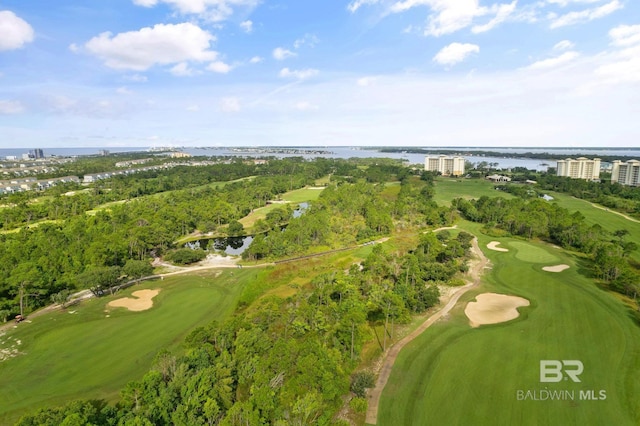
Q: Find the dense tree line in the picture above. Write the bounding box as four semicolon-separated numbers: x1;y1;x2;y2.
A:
17;228;472;425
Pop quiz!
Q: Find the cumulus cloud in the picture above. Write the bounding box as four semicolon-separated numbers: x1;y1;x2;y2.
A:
0;99;24;114
249;56;263;63
0;10;34;51
279;67;319;80
554;39;575;50
219;97;241;112
273;47;296;60
609;24;640;47
525;51;580;69
433;42;480;65
84;23;217;71
594;24;640;84
240;20;253;33
549;0;622;29
132;0;259;22
207;60;232;73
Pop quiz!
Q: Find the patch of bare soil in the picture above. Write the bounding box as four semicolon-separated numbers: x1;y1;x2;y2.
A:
487;241;508;252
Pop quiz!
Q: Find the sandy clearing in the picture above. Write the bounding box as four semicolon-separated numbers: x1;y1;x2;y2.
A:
465;293;529;327
107;289;160;312
487;241;508;252
543;264;570;273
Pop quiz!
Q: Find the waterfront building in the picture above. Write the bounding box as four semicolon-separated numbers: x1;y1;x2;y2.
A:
611;160;640;187
556;157;601;180
424;155;465;176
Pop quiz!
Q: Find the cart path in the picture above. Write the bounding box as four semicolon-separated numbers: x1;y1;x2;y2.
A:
365;236;488;425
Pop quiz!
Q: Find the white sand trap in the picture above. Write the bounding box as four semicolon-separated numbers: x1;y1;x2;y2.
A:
107;289;160;312
487;241;509;252
543;264;570;273
465;293;529;327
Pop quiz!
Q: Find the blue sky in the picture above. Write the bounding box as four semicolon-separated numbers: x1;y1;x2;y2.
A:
0;0;638;148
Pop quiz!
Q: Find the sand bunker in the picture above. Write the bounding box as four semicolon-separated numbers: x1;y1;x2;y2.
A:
543;264;570;273
487;241;508;252
107;289;160;312
465;293;529;327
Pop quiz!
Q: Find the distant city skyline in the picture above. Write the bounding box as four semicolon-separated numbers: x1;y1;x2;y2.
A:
1;1;639;148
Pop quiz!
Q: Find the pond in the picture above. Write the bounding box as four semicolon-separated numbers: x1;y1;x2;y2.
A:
185;235;254;256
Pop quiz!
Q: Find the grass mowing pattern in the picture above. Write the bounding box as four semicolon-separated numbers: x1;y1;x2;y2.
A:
510;241;561;264
0;269;251;424
377;231;640;426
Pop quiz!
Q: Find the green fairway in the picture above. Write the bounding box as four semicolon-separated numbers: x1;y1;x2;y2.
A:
0;269;255;424
432;178;515;205
377;228;640;426
509;241;561;264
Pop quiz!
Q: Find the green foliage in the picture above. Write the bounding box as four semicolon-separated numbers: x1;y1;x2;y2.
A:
349;397;368;414
165;248;207;265
350;371;376;397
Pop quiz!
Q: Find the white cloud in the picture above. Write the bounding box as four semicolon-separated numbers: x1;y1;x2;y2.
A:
273;47;296;60
240;20;253;33
554;39;575;50
125;74;148;82
549;0;622;29
609;24;640;47
525;51;580;69
472;1;517;33
219;97;241;112
279;67;319;80
390;0;489;36
546;0;602;6
207;60;232;73
249;56;263;63
294;34;319;49
295;101;319;111
132;0;259;22
0;99;24;114
347;0;380;13
0;10;34;51
116;86;133;95
357;76;378;86
84;23;217;71
433;42;480;65
69;43;79;53
171;62;198;76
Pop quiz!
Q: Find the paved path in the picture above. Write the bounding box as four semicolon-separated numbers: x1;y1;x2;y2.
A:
365;236;488;425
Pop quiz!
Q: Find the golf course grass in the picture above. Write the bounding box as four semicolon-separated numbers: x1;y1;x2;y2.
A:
432;177;515;205
376;227;640;425
0;269;254;424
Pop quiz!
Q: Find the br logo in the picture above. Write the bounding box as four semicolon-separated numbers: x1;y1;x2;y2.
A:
540;360;583;383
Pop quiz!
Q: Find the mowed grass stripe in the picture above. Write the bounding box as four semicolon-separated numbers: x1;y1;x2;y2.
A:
377;231;640;426
0;270;252;424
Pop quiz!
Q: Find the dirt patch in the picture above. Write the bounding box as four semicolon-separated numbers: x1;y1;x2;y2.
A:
543;264;570;273
487;241;508;252
107;289;160;312
465;293;529;327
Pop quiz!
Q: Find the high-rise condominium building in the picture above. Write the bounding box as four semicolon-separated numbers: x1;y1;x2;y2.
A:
556;157;601;180
424;155;465;176
611;160;640;187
